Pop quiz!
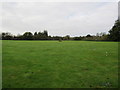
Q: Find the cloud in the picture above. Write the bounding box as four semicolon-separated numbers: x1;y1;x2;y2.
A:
1;2;118;36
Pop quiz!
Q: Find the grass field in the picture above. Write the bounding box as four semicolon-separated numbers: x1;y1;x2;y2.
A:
2;40;118;88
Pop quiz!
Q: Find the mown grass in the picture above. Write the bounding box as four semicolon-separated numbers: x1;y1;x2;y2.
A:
2;40;118;88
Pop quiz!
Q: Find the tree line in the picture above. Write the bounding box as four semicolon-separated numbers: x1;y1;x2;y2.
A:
0;20;120;41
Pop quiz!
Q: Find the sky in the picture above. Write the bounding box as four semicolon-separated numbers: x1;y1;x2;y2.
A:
0;2;118;36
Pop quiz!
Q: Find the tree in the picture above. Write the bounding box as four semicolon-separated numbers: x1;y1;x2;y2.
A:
37;31;48;40
86;34;92;37
15;34;23;40
33;32;38;40
2;33;5;39
63;35;70;40
52;36;62;40
2;32;13;40
23;32;33;40
43;30;48;37
74;36;82;40
34;32;37;36
108;20;120;41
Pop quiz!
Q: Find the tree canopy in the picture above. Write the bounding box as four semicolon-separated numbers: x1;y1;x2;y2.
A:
108;20;120;41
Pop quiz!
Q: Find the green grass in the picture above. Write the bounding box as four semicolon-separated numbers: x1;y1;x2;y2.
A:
2;40;118;88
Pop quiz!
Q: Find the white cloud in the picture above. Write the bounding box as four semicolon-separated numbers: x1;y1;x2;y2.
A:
1;2;118;36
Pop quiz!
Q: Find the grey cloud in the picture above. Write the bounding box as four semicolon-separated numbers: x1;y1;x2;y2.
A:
1;2;118;36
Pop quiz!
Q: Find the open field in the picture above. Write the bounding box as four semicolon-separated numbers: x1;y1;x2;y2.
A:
2;40;118;88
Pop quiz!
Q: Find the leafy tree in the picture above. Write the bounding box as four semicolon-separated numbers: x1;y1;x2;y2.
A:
23;32;33;40
34;32;37;36
108;20;120;41
74;36;82;40
15;34;23;40
2;32;13;40
33;32;38;40
37;31;47;40
86;34;92;37
63;35;70;40
52;36;62;40
43;30;48;37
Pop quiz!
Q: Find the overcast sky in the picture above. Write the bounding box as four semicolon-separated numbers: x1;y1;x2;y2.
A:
1;2;118;36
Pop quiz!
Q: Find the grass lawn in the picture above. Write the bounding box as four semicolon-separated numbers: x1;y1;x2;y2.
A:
2;40;118;88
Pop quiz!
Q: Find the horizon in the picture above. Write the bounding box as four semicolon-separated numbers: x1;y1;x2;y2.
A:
1;30;108;37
